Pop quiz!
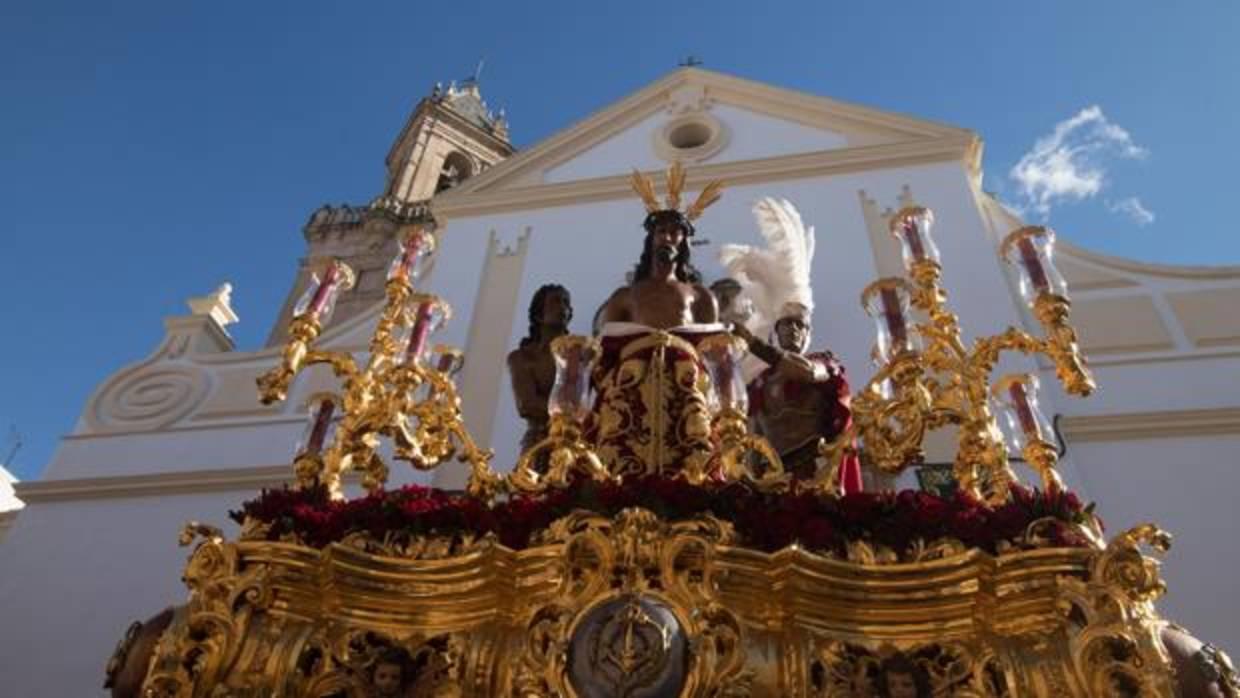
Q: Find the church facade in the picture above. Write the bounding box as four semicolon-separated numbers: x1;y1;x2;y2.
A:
2;67;1238;696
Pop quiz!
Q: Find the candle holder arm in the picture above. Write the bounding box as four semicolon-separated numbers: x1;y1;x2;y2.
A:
718;433;789;492
1033;294;1096;396
450;420;501;501
510;415;610;493
852;355;935;473
400;367;501;500
805;431;856;495
712;408;789;492
303;350;360;381
256;316;322;404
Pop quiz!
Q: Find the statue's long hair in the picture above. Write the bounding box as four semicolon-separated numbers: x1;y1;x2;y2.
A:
632;211;702;284
520;284;572;348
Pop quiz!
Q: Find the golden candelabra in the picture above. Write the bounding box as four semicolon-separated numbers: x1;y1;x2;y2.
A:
843;209;1095;503
509;336;613;492
697;333;787;489
256;227;501;499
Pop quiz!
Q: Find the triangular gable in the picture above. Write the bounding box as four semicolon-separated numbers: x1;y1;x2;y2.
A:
433;68;979;218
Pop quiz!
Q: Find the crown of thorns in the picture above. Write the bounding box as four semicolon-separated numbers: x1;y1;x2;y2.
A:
629;162;725;236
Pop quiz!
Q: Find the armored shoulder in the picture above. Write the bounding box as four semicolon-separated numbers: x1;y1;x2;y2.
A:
807;350;844;378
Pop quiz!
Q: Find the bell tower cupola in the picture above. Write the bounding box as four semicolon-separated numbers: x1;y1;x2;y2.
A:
265;76;514;346
383;75;514;203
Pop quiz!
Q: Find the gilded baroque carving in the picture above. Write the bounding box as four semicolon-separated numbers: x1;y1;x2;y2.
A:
513;508;752;697
136;510;1200;696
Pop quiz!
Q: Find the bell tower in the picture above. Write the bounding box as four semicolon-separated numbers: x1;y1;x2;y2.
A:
384;77;514;203
266;78;515;345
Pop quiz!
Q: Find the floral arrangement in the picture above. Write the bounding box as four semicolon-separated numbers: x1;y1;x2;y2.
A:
230;476;1097;558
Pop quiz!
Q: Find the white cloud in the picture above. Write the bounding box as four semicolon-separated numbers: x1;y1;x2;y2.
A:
1008;105;1149;220
1108;197;1155;226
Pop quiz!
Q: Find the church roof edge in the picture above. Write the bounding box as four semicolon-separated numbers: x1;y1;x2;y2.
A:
433;65;981;211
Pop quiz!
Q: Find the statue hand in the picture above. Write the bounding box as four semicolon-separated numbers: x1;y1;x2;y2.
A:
732;323;754;344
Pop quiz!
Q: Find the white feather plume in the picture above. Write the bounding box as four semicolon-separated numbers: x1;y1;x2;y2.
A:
718;197;816;341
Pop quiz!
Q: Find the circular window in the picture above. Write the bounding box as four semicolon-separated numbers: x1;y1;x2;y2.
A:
653;113;728;163
668;122;713;149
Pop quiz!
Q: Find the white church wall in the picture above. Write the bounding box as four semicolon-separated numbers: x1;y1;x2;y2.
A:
0;491;243;698
1070;434;1240;653
0;465;22;544
44;419;306;480
543;104;849;184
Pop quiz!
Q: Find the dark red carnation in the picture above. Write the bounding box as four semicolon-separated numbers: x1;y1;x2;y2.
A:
949;507;989;548
839;493;884;525
800;516;835;550
990;502;1029;541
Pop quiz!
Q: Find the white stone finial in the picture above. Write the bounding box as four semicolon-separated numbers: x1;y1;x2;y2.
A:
0;464;23;514
187;282;240;331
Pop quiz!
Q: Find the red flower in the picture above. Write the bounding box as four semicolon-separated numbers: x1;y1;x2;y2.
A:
949;507;989;548
230;475;1093;556
839;493;884;525
992;499;1032;537
398;497;443;517
800;516;835;550
910;492;951;530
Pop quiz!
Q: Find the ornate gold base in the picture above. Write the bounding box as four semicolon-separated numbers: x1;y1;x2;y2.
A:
140;515;1187;697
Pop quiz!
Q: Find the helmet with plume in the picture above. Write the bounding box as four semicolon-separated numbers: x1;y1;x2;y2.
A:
718;197;816;342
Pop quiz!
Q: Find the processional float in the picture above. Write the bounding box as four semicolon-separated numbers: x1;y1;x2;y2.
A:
107;171;1237;697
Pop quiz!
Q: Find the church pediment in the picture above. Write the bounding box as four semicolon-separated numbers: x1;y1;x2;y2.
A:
433;68;978;218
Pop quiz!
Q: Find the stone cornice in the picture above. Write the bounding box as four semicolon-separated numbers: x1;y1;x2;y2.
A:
14;466;296;503
434;136;975;220
1059;240;1240;281
451;67;970;188
1061;406;1240;443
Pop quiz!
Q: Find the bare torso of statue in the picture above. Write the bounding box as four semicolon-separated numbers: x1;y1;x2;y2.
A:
602;277;717;328
600;217;718;328
508;285;572;452
507;341;557;446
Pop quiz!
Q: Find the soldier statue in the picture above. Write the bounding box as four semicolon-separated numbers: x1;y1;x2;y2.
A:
720;198;863;491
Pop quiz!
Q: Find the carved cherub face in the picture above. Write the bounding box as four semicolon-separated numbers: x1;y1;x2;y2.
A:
884;671;919;698
373;661;403;696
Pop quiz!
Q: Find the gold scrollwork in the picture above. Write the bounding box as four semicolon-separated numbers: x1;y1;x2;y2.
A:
256;245;502;500
809;641;1010;697
142;524;274;697
514;508;752;697
849;249;1094;503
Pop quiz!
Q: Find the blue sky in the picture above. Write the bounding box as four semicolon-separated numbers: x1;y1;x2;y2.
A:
1;1;1236;480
